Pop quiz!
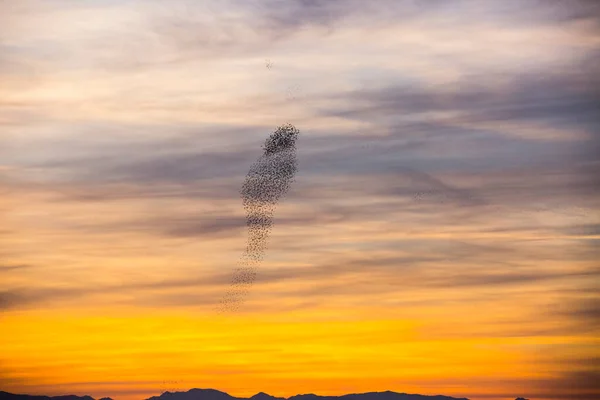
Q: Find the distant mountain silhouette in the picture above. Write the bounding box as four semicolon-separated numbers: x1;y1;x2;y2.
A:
148;390;235;400
146;389;468;400
0;392;95;400
250;393;285;400
0;389;469;400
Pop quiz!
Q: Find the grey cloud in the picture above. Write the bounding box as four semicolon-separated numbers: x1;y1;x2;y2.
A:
3;243;596;311
527;370;600;399
51;192;477;240
51;180;240;203
561;223;600;237
0;290;26;310
80;0;407;71
0;254;466;310
163;216;245;238
0;264;31;272
26;127;479;204
256;0;362;35
34;0;569;74
254;0;593;40
15;165;595;249
15;68;597;211
456;367;600;400
0;287;92;311
298;71;600;200
97;131;560;188
0;0;410;77
106;151;255;184
278;267;600;299
160;212;347;239
384;166;487;207
323;70;599;128
504;0;600;25
559;297;600;330
424;269;600;289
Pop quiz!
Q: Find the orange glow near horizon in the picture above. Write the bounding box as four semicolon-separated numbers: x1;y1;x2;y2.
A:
1;305;598;400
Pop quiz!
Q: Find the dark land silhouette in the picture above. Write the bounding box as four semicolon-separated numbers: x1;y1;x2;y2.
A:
150;390;473;400
149;390;470;400
0;389;532;400
0;392;108;400
1;389;472;400
0;389;475;400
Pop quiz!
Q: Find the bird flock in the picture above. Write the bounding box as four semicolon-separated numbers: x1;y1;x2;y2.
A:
218;123;300;312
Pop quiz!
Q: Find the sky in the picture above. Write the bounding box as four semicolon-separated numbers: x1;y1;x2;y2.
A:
1;1;599;399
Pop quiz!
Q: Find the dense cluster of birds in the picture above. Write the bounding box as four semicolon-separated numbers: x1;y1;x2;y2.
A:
218;123;300;312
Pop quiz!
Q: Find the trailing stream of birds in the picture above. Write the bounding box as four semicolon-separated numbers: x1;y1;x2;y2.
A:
217;123;300;312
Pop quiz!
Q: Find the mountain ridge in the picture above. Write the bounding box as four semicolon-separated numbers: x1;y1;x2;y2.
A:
146;389;468;400
0;388;532;400
0;391;101;400
0;389;469;400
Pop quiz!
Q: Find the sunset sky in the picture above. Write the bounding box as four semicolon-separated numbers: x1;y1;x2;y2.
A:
1;1;599;400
